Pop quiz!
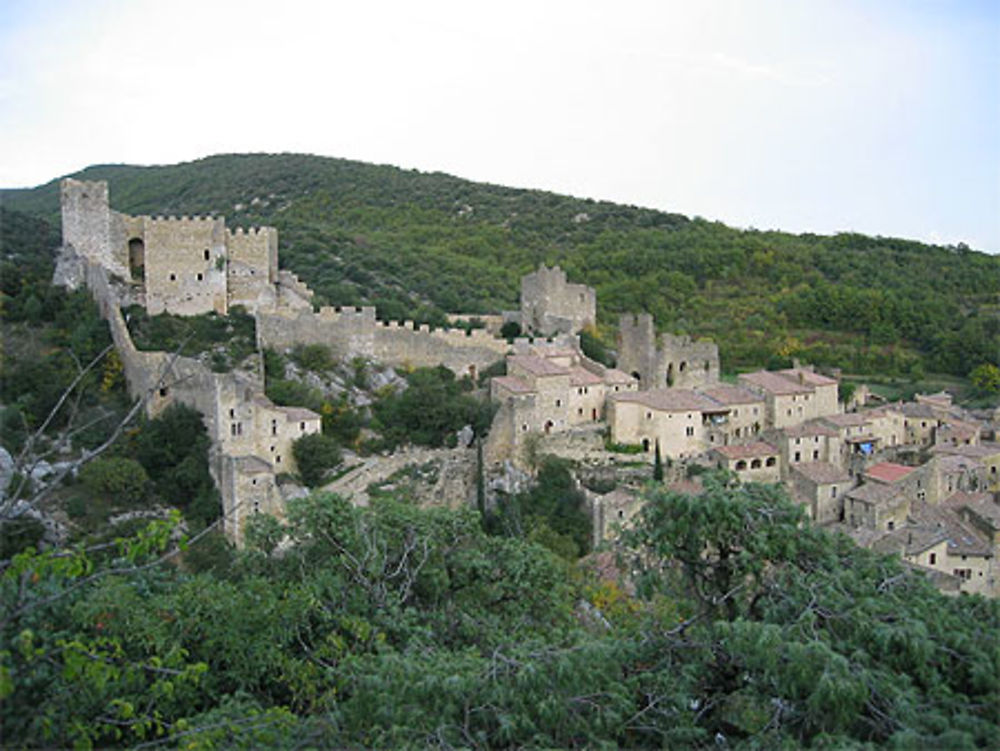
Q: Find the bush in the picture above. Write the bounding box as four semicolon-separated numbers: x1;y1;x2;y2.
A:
292;433;343;487
289;344;335;373
79;456;149;505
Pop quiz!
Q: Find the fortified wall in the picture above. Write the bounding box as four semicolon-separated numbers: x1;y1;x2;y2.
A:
54;225;320;545
617;313;720;390
257;305;512;378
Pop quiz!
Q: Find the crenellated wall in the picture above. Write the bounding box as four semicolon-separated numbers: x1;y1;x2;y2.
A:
257;305;512;376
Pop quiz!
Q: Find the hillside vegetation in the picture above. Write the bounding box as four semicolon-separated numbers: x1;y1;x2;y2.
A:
3;153;998;379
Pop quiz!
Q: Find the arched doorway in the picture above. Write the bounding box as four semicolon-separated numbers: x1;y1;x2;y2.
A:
128;238;145;282
544;420;554;434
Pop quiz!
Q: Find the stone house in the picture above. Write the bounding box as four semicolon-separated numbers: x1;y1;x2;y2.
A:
908;503;996;596
901;402;941;446
789;461;853;525
697;385;766;445
930;442;1000;492
771;421;842;475
737;368;840;430
490;345;638;449
710;442;781;484
844;481;911;531
607;389;723;459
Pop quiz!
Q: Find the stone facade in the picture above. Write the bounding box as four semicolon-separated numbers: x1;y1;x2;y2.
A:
56;180;322;545
257;304;510;378
617;313;720;390
519;265;596;336
60;178;295;317
738;368;840;430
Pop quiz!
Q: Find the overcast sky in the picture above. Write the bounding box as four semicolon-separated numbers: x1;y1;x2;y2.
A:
2;0;998;251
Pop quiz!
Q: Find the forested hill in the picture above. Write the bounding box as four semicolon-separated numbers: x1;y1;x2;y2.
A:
3;152;998;377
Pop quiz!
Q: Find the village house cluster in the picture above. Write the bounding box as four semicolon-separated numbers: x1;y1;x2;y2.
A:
56;179;1000;597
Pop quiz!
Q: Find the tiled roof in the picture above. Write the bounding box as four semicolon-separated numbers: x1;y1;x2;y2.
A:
602;368;636;384
864;462;916;484
568;367;602;386
508;354;568;377
778;368;839;387
781;421;839;438
492;375;535;394
954;495;1000;529
911;504;993;557
871;526;948;556
930;442;1000;460
846;482;904;505
610;388;719;413
713;441;778;459
279;406;321;421
900;402;938;419
822;413;871;428
739;370;813;395
700;385;763;406
792;461;851;485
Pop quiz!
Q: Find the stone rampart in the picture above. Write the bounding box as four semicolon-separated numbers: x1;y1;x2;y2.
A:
257;305;511;376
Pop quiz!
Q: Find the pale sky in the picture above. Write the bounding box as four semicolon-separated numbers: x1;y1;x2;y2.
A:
2;0;998;251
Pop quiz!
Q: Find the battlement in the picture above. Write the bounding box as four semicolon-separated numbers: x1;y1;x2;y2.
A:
145;214;219;223
317;305;377;321
228;226;270;236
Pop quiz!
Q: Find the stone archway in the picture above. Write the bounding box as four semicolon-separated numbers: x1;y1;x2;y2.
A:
128;237;145;282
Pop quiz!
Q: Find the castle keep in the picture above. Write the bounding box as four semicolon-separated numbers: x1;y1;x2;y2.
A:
60;179;312;315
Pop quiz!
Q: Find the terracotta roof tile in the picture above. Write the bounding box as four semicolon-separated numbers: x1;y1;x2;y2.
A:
712;441;778;459
865;462;916;484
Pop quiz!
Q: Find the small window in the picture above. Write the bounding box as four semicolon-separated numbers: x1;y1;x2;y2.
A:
300;421;306;430
794;452;801;462
556;399;562;407
813;450;819;460
929;552;936;565
204;249;210;261
169;273;176;281
159;387;168;397
685;426;694;437
196;273;203;281
276;455;281;464
750;458;762;469
229;408;235;418
887;520;895;531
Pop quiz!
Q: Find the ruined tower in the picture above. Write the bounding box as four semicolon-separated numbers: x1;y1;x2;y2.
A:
617;313;720;390
519;265;596;336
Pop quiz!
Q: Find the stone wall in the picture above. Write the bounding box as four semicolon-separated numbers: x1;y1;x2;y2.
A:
143;216;228;315
257;305;512;376
617;313;719;390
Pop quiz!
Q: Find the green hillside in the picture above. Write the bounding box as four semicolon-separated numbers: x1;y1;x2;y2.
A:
3;153;998;378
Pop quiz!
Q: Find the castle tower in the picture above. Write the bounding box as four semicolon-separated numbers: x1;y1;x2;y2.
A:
60;179;129;279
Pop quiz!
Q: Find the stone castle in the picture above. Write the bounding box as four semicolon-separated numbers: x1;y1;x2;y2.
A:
54;179;622;543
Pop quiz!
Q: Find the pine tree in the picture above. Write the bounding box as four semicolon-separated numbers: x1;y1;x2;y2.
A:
653;439;664;482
